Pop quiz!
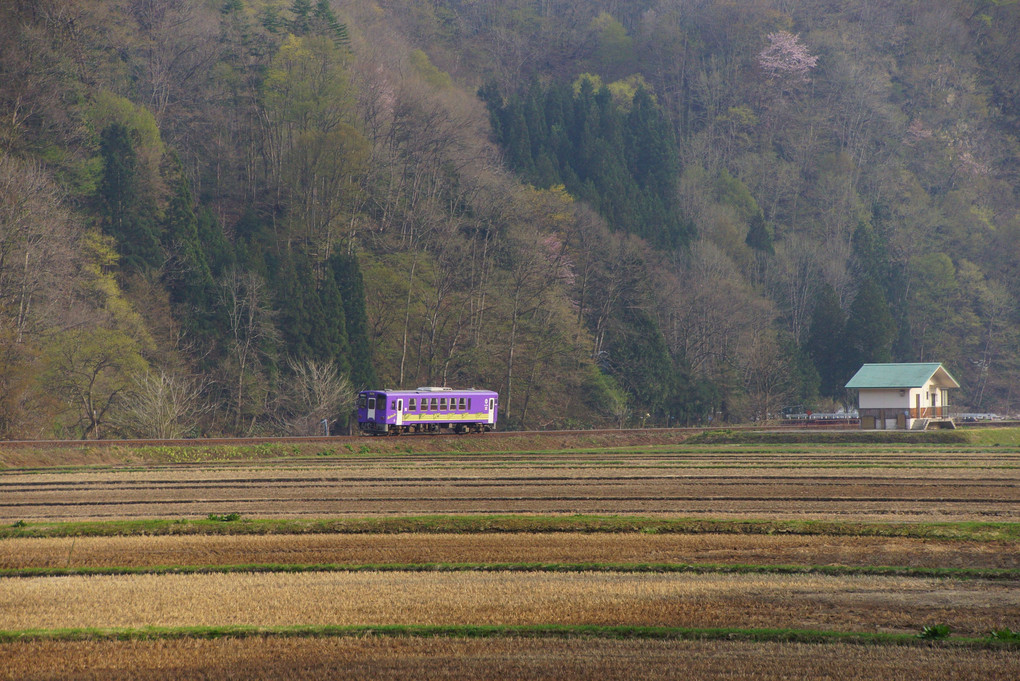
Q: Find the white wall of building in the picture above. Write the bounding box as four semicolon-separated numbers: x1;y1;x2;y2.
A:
859;382;945;410
859;388;909;409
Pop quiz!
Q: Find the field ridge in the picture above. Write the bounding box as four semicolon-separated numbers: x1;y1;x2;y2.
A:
3;561;1018;581
1;623;1016;650
4;515;1018;541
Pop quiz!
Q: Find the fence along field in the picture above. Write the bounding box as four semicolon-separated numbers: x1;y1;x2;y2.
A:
0;433;1018;679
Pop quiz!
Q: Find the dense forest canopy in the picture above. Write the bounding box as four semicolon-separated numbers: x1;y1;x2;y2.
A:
0;0;1017;438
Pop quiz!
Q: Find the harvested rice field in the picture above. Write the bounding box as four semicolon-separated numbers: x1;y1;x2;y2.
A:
2;638;1018;681
2;571;1017;636
1;444;1018;522
1;433;1018;679
4;532;1018;571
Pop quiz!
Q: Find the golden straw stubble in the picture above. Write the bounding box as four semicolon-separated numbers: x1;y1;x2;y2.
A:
0;571;1015;636
2;532;1017;570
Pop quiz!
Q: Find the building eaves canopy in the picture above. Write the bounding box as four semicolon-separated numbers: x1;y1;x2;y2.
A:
845;363;960;390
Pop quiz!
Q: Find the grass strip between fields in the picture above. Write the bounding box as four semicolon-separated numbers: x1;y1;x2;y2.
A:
2;561;1017;581
3;515;1018;541
0;623;1016;650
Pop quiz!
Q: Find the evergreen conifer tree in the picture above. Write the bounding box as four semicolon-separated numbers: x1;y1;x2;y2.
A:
314;265;352;374
288;0;312;35
805;284;850;399
845;279;897;366
330;252;376;389
274;254;314;359
97;124;162;271
162;158;217;342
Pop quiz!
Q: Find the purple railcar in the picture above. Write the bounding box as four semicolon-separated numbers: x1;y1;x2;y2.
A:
356;387;499;435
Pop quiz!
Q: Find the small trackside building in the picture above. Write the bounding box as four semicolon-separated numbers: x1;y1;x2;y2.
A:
845;362;960;430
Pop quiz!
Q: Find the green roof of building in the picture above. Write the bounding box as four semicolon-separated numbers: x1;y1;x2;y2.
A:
845;363;960;389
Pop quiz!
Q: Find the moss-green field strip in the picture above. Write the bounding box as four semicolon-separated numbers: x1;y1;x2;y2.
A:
0;623;1015;650
3;515;1017;541
3;561;1017;581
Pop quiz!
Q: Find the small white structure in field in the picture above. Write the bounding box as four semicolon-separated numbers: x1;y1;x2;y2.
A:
845;363;959;430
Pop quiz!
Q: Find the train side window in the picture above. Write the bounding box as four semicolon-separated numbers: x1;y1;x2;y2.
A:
430;397;438;411
458;397;465;410
409;398;416;411
391;400;396;410
467;398;472;410
440;397;447;410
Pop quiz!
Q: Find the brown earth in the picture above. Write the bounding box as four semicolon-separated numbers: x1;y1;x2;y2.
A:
2;532;1018;571
2;638;1017;681
1;448;1016;522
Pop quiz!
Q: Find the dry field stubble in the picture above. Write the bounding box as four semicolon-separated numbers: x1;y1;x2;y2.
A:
1;440;1018;679
1;447;1017;522
1;571;1016;636
2;638;1018;681
2;532;1018;570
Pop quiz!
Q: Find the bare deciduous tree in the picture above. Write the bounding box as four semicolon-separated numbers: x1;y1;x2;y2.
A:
118;369;213;439
278;358;355;435
218;269;278;434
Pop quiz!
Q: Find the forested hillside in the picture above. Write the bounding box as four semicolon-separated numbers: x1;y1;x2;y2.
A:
0;0;1017;438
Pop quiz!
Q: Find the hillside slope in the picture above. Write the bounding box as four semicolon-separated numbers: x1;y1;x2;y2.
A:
0;0;1017;437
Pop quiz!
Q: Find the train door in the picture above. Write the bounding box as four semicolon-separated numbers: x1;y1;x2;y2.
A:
367;394;377;423
396;399;403;426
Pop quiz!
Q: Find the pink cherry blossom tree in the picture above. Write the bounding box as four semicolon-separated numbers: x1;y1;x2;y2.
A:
757;31;818;82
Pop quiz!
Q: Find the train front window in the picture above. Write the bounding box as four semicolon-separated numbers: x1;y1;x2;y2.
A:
357;396;367;408
367;398;376;410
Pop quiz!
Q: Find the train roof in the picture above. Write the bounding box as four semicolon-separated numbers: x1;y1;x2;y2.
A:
360;387;497;395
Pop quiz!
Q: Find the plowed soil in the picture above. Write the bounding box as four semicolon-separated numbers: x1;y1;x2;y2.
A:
1;448;1016;522
2;638;1017;681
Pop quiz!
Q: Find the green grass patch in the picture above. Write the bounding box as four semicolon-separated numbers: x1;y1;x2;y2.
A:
3;561;1017;581
0;623;1015;649
3;515;1018;542
969;427;1020;447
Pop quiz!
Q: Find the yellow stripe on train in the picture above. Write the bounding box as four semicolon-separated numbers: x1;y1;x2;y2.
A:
400;413;491;422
